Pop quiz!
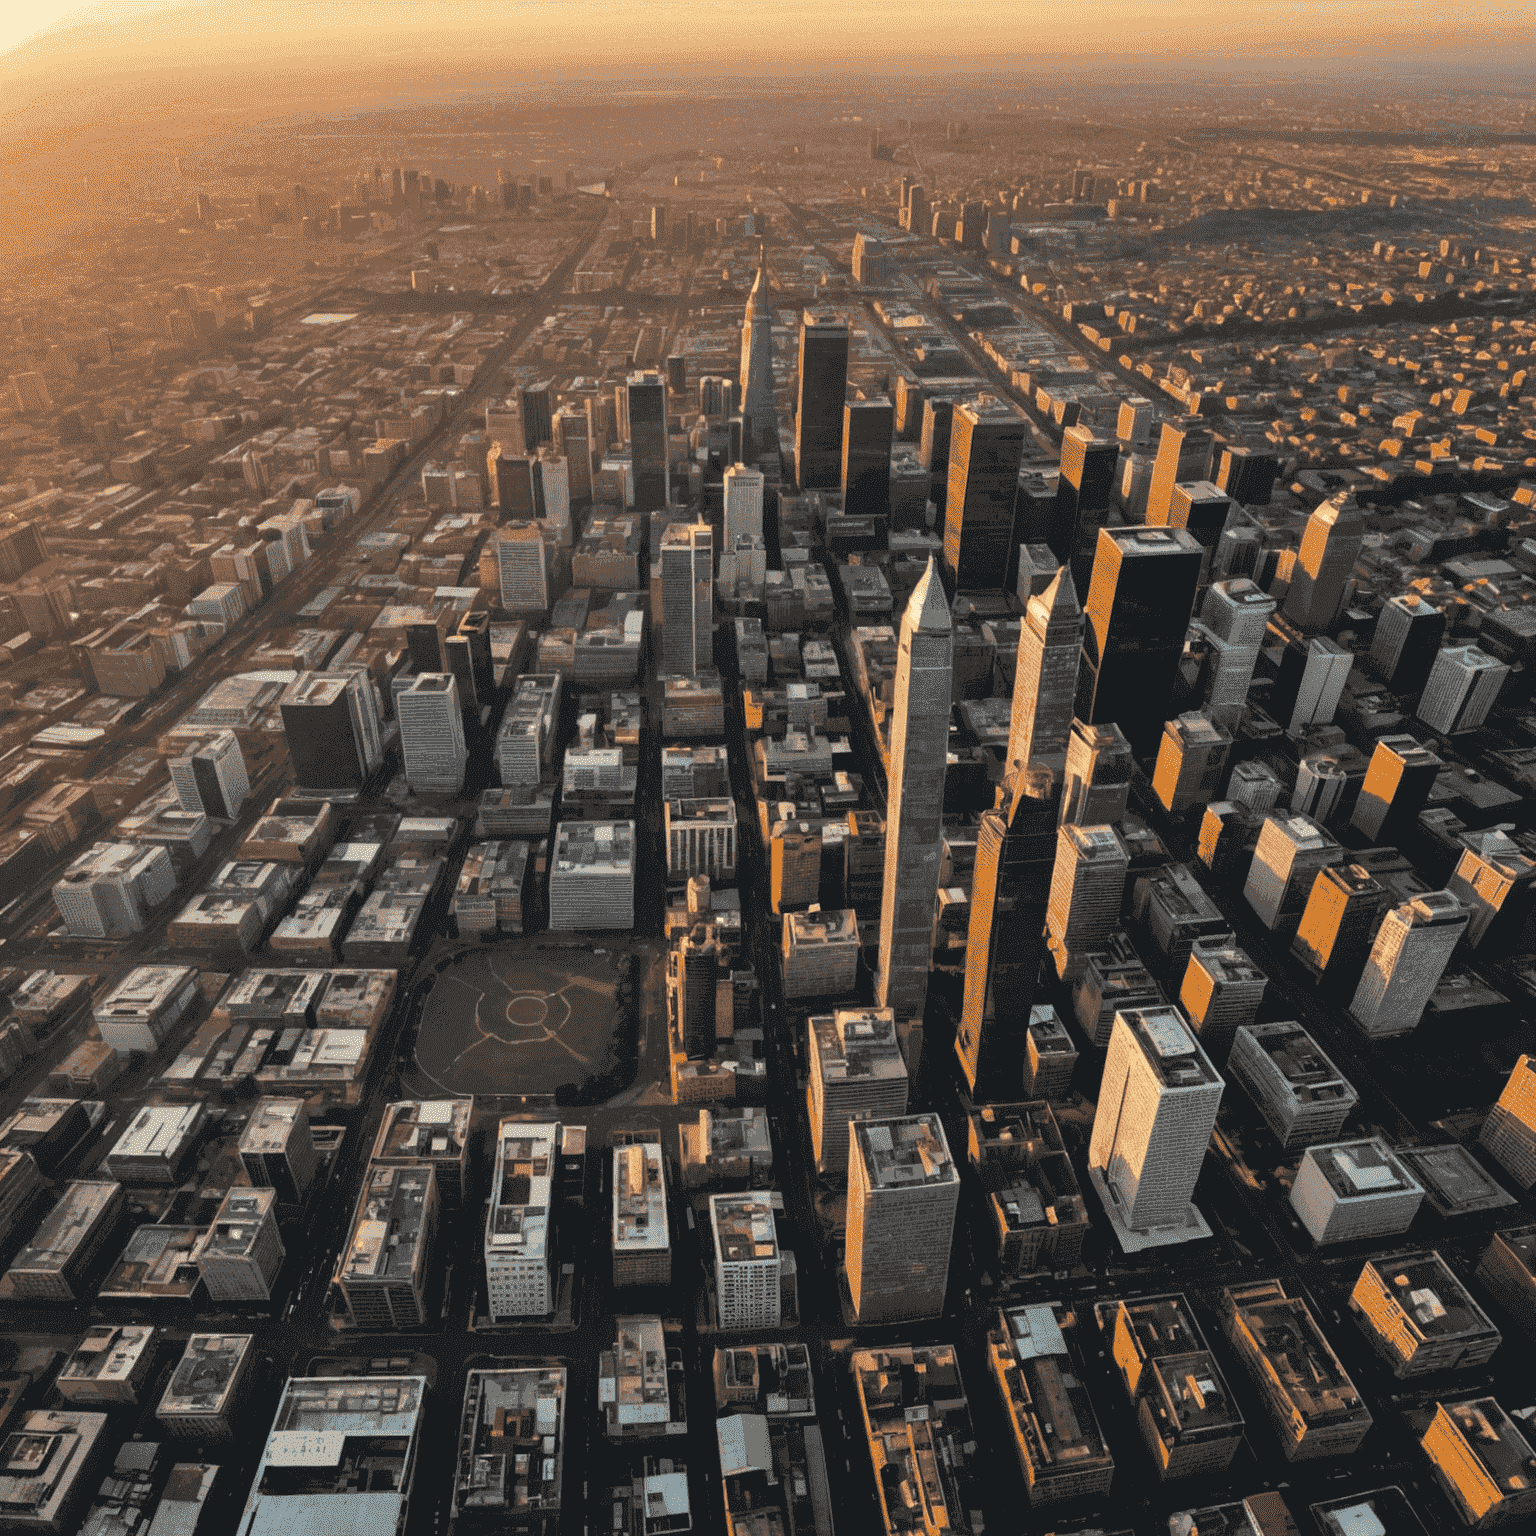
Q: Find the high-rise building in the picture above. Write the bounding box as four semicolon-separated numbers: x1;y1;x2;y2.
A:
845;1113;958;1323
769;821;820;913
334;1162;439;1328
738;247;778;463
1283;494;1366;632
488;449;536;515
496;522;550;613
1293;752;1350;826
1293;864;1389;991
195;1187;285;1301
238;1097;317;1203
1152;713;1232;814
1006;567;1081;776
1370;594;1446;694
1479;1057;1536;1191
396;673;467;793
553;405;594;503
626;370;670;512
282;670;385;793
710;1194;782;1328
1351;734;1442;842
722;462;765;549
1089;1007;1223;1250
876;560;952;1017
1179;942;1267;1059
807;1007;908;1175
1448;829;1536;951
782;908;860;1000
169;729;248;819
841;398;893;519
1046;823;1128;982
793;310;849;490
1243;813;1343;934
944;396;1027;591
612;1140;670;1286
532;449;571;541
956;768;1059;1099
1420;1397;1536;1531
1215;444;1280;506
484;1118;559;1320
1277;636;1353;735
1060;719;1133;826
675;926;718;1059
659;520;713;677
1164;480;1233;569
1416;645;1510;735
1146;418;1213;527
520;380;553;449
1349;892;1468;1039
1078;526;1204;756
918;394;959;516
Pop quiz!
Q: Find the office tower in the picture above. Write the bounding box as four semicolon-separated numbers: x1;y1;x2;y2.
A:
1351;735;1442;841
520;380;553;449
1046;823;1129;982
659;520;713;677
1421;1397;1536;1531
1202;799;1263;881
406;617;446;676
845;1113;958;1323
1449;829;1536;950
497;523;550;613
483;1119;558;1320
1052;425;1117;564
1370;594;1446;694
1228;1021;1357;1150
626;370;670;512
649;203;666;242
1417;645;1509;735
1179;942;1266;1060
1351;1252;1501;1379
335;1163;439;1328
1349;892;1469;1039
1293;864;1389;989
722;463;765;548
612;1141;670;1286
1283;494;1366;632
1225;761;1281;815
808;1008;908;1174
1199;577;1274;726
739;247;777;462
699;374;734;421
1165;478;1232;574
793;310;849;490
1060;719;1133;826
1290;1138;1423;1244
844;810;884;921
782;908;861;1000
769;822;820;913
918;395;957;516
1213;516;1262;582
1293;753;1350;826
238;1098;318;1202
1021;1005;1079;1098
196;1187;284;1301
1284;637;1353;735
53;843;176;939
1146;418;1213;526
666;352;686;397
956;768;1060;1098
1152;713;1232;815
876;560;952;1017
1078;527;1204;756
1005;568;1081;777
1481;1057;1536;1191
710;1194;782;1328
552;406;594;502
531;450;571;541
1089;1007;1224;1249
488;448;536;515
944;396;1027;591
841;398;893;518
1215;445;1280;507
168;729;248;819
548;821;635;930
1116;395;1154;447
1243;813;1342;933
397;673;468;793
282;670;384;793
676;926;718;1058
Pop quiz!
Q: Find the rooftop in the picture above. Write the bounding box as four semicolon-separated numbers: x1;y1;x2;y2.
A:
810;1008;906;1081
613;1142;668;1253
200;1188;278;1259
1359;1251;1499;1342
487;1119;556;1259
59;1325;154;1386
1119;1008;1223;1090
710;1194;779;1267
854;1114;956;1191
1306;1139;1422;1201
158;1334;254;1416
339;1164;434;1285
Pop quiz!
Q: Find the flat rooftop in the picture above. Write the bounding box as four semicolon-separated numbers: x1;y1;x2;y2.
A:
710;1194;779;1267
853;1114;956;1191
613;1142;668;1253
811;1008;905;1081
159;1334;254;1415
488;1119;556;1259
340;1164;434;1285
201;1188;277;1259
1240;1022;1354;1104
1305;1139;1421;1201
1360;1251;1497;1341
1119;1008;1222;1090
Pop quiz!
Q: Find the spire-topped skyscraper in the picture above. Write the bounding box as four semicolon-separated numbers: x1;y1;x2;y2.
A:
739;245;778;464
1007;565;1082;777
877;557;953;1022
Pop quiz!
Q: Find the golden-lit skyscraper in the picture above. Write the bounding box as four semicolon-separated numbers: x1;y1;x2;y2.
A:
793;309;848;490
1282;493;1365;633
738;247;778;464
943;395;1027;592
1007;567;1081;777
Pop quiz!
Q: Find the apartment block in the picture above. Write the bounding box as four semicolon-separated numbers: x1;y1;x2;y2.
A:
710;1193;783;1329
1226;1022;1357;1149
1350;1251;1501;1378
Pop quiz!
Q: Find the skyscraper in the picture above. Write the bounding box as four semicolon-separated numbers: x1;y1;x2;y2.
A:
1349;891;1469;1039
626;371;669;512
1215;445;1280;507
397;674;468;794
1088;1007;1224;1250
520;380;553;450
918;393;959;518
1151;713;1232;815
281;670;385;792
1051;425;1117;569
168;729;248;819
1416;645;1510;735
841;398;893;519
487;449;535;516
722;462;765;548
793;310;849;490
738;247;778;463
876;559;952;1018
1350;734;1442;842
1369;593;1445;695
1077;526;1204;757
532;450;570;542
659;520;713;677
808;1007;908;1175
1007;566;1081;776
846;1113;959;1324
1293;864;1389;991
1283;494;1365;633
956;767;1060;1099
552;406;593;504
1479;1056;1536;1191
496;523;549;614
1146;418;1213;527
1046;823;1129;982
1198;578;1275;728
944;396;1027;592
1060;719;1133;827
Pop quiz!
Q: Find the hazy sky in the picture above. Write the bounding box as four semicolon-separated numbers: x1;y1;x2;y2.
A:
5;0;1536;68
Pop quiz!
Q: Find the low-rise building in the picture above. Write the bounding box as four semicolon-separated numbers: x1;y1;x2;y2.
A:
235;1375;427;1536
484;1119;558;1322
156;1333;256;1441
92;965;199;1055
1221;1278;1372;1461
1104;1293;1244;1480
195;1187;285;1301
967;1101;1089;1279
1350;1251;1501;1378
1309;1488;1430;1536
1476;1225;1536;1343
99;1225;204;1301
599;1315;687;1438
0;1151;43;1245
451;1364;565;1534
677;1107;773;1190
1024;1004;1079;1098
710;1193;784;1330
56;1325;157;1406
1399;1144;1515;1220
0;1099;95;1176
4;1179;124;1300
0;1407;110;1532
372;1098;473;1204
1291;1137;1425;1245
1226;1021;1357;1149
104;1101;207;1185
1420;1396;1536;1530
613;1141;670;1287
334;1162;439;1329
45;1041;120;1097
